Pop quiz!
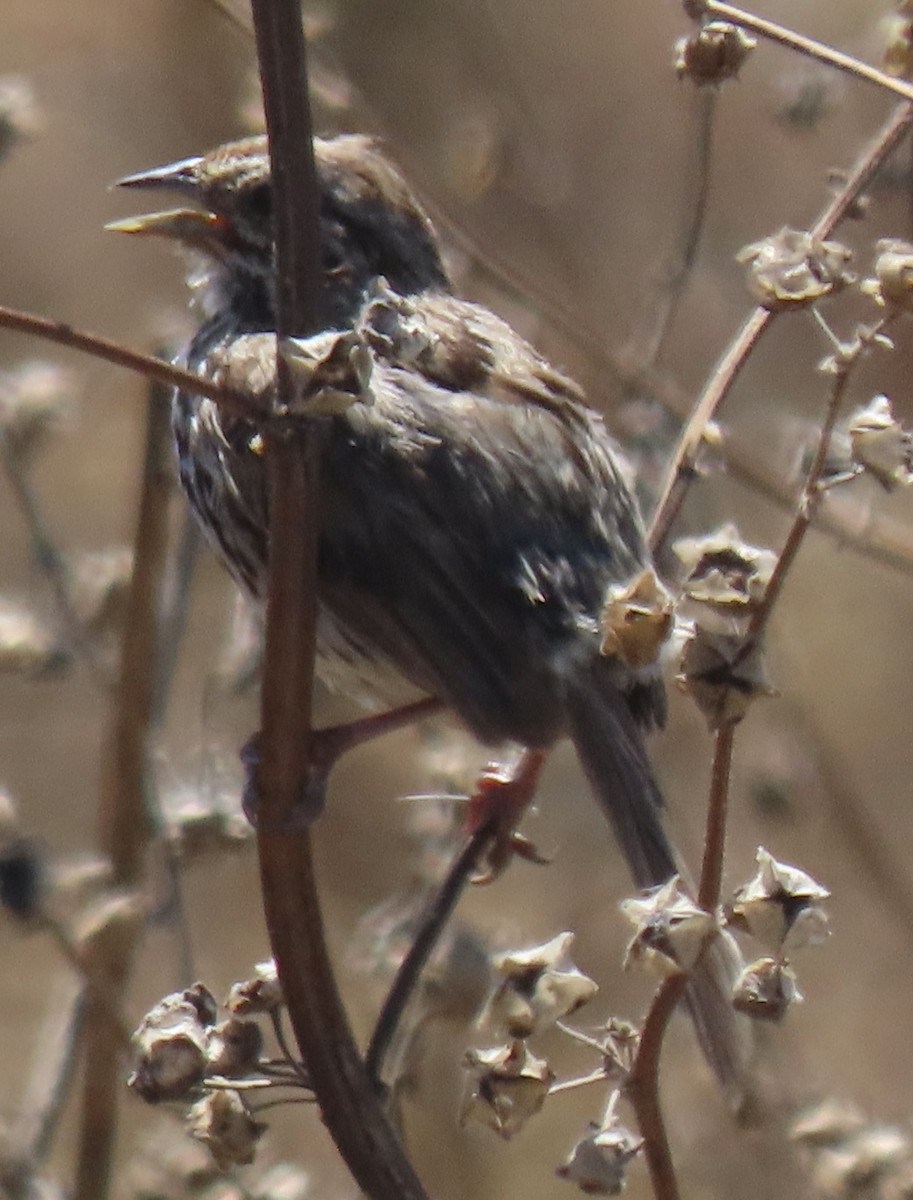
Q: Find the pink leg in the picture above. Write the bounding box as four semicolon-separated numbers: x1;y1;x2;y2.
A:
242;696;444;826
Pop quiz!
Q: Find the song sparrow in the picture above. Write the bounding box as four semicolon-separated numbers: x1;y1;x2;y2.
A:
113;135;749;1088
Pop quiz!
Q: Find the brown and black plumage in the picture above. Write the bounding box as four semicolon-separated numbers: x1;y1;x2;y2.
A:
112;134;749;1090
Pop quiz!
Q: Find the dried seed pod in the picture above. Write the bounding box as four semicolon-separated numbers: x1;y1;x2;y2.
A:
187;1090;266;1169
482;932;597;1040
558;1119;644;1195
600;569;674;669
738;227;853;310
461;1041;553;1139
674;22;756;87
622;877;716;977
728;847;829;952
732;957;801;1022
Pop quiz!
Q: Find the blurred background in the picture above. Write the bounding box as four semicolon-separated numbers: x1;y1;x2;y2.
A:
2;1;913;1197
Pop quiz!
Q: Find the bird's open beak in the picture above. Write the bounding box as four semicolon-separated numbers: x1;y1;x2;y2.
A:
114;156;204;192
105;208;222;242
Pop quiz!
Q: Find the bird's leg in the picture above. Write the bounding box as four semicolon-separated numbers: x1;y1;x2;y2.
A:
241;696;445;828
468;748;549;884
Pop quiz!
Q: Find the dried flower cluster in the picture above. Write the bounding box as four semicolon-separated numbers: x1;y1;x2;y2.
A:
462;932;644;1194
622;877;716;979
674;21;756;86
738;228;854;311
673;524;778;728
726;848;830;1023
464;932;595;1139
129;965;308;1169
846;394;913;491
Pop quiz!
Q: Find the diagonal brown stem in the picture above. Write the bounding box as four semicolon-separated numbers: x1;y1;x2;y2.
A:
0;304;256;418
703;1;913;105
648;100;913;556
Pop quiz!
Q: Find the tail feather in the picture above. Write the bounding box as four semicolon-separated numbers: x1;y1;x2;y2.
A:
563;671;674;891
563;670;753;1100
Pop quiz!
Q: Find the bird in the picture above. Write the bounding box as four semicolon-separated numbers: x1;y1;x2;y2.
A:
111;133;749;1091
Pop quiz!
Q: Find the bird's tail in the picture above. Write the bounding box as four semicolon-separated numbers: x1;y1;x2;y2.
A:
563;669;753;1100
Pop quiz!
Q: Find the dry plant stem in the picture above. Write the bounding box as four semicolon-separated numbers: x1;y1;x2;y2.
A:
702;1;913;106
453;238;913;577
0;304;255;418
626;723;737;1198
746;345;857;646
249;2;428;1196
74;385;173;1200
624;976;686;1200
367;746;546;1087
641;88;716;369
697;723;736;912
269;1009;306;1082
365;819;497;1085
548;1068;613;1097
648;100;913;556
13;974;85;1167
648;305;769;553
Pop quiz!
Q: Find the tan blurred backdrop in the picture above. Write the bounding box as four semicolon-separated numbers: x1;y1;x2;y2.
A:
2;2;913;1198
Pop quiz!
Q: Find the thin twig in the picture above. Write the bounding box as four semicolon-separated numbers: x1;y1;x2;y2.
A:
367;747;546;1087
548;1069;612;1097
365;821;495;1085
697;725;736;912
703;1;913;106
623;722;736;1199
268;1008;307;1083
648;305;770;554
0;304;255;418
641;88;717;368
625;709;740;1196
624;977;687;1200
745;332;870;646
647;100;913;556
12;974;85;1166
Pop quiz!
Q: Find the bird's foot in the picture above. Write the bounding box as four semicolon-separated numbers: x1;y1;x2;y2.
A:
468;749;549;884
240;732;326;830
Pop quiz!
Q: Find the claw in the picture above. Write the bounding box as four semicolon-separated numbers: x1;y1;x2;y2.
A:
240;731;328;831
466;750;548;884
